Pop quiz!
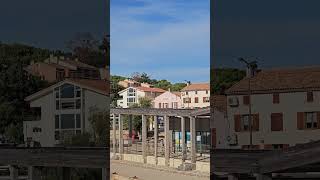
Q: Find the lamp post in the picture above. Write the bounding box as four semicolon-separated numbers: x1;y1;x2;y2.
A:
238;57;258;149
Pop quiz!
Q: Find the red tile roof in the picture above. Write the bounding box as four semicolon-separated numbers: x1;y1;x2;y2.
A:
136;86;166;93
181;83;210;91
226;67;320;95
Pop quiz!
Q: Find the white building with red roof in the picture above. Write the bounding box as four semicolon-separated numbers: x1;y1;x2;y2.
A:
23;78;109;147
117;86;165;108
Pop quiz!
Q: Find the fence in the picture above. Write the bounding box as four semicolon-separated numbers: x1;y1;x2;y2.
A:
110;138;210;162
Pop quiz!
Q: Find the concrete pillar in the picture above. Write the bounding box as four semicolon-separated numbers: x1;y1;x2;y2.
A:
164;115;170;166
142;115;147;163
101;168;107;180
255;174;272;180
190;116;196;164
28;166;37;180
119;114;124;160
129;115;133;139
62;167;71;180
228;174;238;180
112;114;117;158
181;116;186;162
154;115;158;165
9;165;18;180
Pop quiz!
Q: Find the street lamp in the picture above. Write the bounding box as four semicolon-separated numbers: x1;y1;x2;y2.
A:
238;57;258;149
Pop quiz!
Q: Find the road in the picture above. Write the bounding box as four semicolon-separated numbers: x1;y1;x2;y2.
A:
111;161;209;180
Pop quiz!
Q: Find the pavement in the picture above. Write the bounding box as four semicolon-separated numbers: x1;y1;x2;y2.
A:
110;160;210;180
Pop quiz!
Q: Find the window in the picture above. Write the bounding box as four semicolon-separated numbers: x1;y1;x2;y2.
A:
195;97;199;103
305;112;317;129
203;97;210;103
76;87;81;97
61;101;75;109
234;114;259;132
55;115;60;129
186;91;188;95
271;113;283;131
55;131;60;140
76;114;81;128
173;102;178;109
61;114;75;129
56;100;60;110
76;99;81;109
159;103;161;108
195;91;198;95
242;115;250;131
243;96;250;105
127;97;136;103
165;103;169;108
307;91;314;102
206;90;208;94
60;84;74;98
273;93;280;104
127;88;136;97
183;98;191;103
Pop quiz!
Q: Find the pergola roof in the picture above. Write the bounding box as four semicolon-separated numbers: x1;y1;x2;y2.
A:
110;107;210;117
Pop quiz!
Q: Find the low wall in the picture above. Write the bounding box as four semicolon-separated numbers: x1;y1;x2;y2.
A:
111;153;210;173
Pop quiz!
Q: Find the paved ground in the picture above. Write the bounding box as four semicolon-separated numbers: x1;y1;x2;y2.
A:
110;160;209;180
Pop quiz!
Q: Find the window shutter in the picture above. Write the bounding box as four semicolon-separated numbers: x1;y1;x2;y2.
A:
234;115;241;132
243;96;250;105
253;114;259;131
297;112;305;130
271;113;283;131
273;93;280;104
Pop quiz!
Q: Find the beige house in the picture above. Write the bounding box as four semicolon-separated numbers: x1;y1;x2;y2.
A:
225;67;320;150
23;79;109;147
117;86;165;108
118;79;140;88
181;83;210;108
153;91;181;109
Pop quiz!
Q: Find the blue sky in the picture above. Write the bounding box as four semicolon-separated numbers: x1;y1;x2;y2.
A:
110;0;210;83
213;0;320;69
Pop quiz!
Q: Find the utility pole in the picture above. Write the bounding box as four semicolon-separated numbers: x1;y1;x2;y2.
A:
238;57;258;149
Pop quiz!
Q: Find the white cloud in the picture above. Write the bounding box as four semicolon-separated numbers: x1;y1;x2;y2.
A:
110;0;209;82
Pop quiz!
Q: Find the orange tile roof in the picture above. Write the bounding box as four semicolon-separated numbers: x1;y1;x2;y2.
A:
226;66;320;95
181;83;210;91
136;86;166;93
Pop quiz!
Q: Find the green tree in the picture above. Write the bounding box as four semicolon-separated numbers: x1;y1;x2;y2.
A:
154;80;171;90
211;68;246;94
170;83;187;91
88;111;108;146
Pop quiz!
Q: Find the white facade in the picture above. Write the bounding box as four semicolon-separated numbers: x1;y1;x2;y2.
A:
117;87;164;108
24;80;109;147
181;89;210;109
226;91;320;149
